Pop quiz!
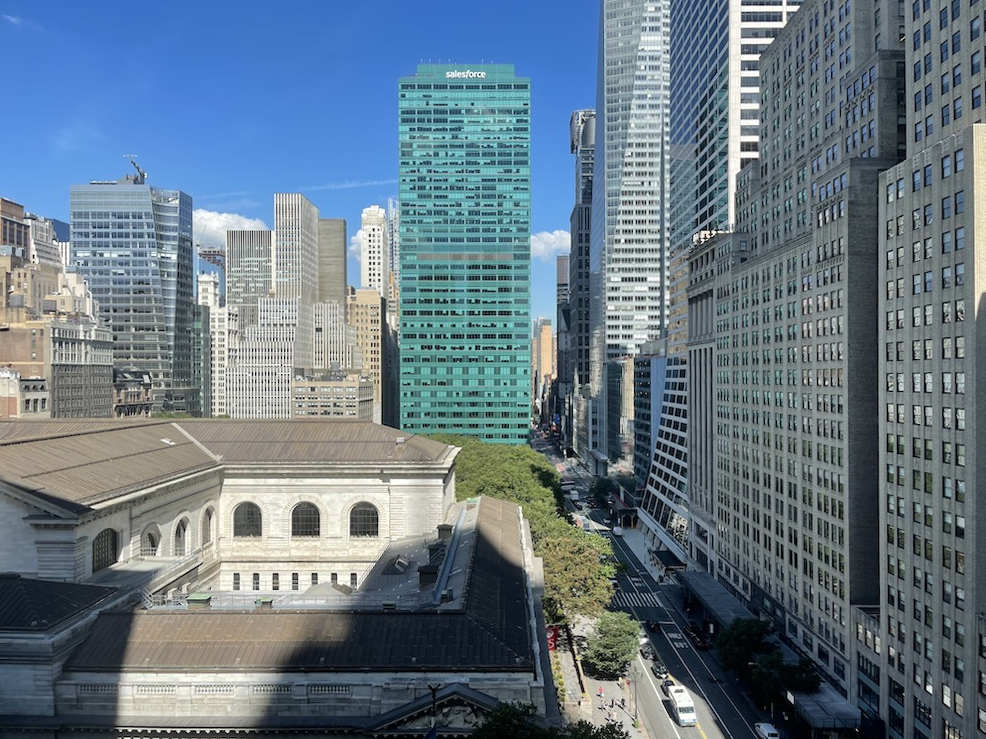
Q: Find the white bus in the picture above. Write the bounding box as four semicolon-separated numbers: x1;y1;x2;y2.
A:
668;686;697;727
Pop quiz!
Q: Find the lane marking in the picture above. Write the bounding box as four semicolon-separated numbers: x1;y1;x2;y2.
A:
609;533;758;739
636;653;682;739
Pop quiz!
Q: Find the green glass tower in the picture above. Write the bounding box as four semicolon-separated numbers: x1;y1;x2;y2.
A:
398;64;531;443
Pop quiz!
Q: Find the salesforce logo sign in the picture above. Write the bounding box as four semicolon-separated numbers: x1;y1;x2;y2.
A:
445;69;487;79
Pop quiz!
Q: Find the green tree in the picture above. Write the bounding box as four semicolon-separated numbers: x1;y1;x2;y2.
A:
472;703;630;739
583;611;639;679
428;434;615;620
714;618;772;671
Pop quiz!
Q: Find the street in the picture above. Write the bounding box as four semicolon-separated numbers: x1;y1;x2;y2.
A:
532;433;764;739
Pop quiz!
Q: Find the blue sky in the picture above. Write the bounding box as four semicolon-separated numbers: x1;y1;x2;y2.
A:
2;0;597;324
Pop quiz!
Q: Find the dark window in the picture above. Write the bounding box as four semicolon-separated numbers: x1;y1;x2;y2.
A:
291;502;320;537
173;518;188;556
233;573;240;591
92;528;118;573
350;572;358;588
252;573;260;591
331;572;338;584
291;572;299;590
311;572;318;586
233;502;262;537
202;508;214;545
350;503;379;537
272;573;279;591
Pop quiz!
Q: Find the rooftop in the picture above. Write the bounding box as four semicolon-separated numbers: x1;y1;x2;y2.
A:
0;419;456;511
63;497;533;673
0;573;116;631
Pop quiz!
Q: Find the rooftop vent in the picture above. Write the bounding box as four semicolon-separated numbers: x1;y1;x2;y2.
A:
440;588;454;603
395;436;406;444
437;523;453;541
393;555;410;573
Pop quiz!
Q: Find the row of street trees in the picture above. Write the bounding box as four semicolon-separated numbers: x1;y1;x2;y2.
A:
430;434;616;621
428;435;632;737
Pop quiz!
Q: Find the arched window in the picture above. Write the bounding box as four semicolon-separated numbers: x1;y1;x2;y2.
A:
349;503;379;538
233;502;262;537
291;503;320;537
173;518;188;556
140;525;160;557
201;507;214;546
92;528;118;573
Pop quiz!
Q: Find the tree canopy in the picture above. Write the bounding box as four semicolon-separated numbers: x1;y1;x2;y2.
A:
429;434;615;620
472;703;630;739
582;611;640;679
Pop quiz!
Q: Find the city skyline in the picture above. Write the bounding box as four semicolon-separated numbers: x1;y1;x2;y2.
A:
1;1;598;324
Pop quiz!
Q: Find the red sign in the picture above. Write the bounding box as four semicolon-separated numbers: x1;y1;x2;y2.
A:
547;625;559;651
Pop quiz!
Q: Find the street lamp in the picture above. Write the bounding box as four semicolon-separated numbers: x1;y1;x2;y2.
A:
629;660;639;725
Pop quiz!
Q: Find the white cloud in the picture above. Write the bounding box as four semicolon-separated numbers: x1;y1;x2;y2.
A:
193;209;269;249
530;230;570;262
2;13;22;24
349;231;363;262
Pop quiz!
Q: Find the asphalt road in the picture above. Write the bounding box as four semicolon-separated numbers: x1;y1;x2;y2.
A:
531;433;763;739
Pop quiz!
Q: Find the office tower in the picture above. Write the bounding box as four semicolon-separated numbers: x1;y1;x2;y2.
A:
25;213;62;266
347;287;389;425
0;198;113;417
272;193;319;305
588;2;670;468
191;302;211;417
70;165;196;412
227;297;303;419
531;318;554;398
291;371;373;420
398;64;530;443
568;110;597;461
313;300;359;371
704;0;905;714
198;272;238;417
225;230;273;329
317;218;347;306
876;0;986;734
555;255;572;443
359;205;388;298
197;244;226;300
386;197;400;325
641;0;801;567
632;341;667;488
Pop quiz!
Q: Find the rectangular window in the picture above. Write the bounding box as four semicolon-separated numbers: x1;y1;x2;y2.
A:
350;572;358;588
955;148;965;169
311;572;319;585
252;573;260;591
233;573;240;591
955;226;965;250
292;572;299;590
954;190;965;213
272;573;279;591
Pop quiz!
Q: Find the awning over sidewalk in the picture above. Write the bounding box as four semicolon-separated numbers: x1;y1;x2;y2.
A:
791;682;861;729
677;569;754;628
653;549;685;570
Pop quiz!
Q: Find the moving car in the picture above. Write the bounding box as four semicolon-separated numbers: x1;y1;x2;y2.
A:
668;686;698;727
754;723;780;739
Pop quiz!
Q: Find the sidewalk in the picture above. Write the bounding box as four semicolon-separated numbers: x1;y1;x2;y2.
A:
555;631;648;738
619;525;665;582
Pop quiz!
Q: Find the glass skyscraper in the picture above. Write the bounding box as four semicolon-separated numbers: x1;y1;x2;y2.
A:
70;171;195;411
398;64;531;443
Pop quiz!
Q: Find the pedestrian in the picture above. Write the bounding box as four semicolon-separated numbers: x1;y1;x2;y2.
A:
610;698;614;708
597;686;604;698
621;697;626;709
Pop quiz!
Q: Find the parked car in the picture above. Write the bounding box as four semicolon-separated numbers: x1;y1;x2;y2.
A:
650;660;669;679
660;679;676;696
754;723;780;739
639;643;656;660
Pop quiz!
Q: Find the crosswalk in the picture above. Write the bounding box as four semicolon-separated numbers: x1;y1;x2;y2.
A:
611;590;664;609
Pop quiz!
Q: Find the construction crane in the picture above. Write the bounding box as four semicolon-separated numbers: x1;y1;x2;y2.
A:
123;154;146;184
